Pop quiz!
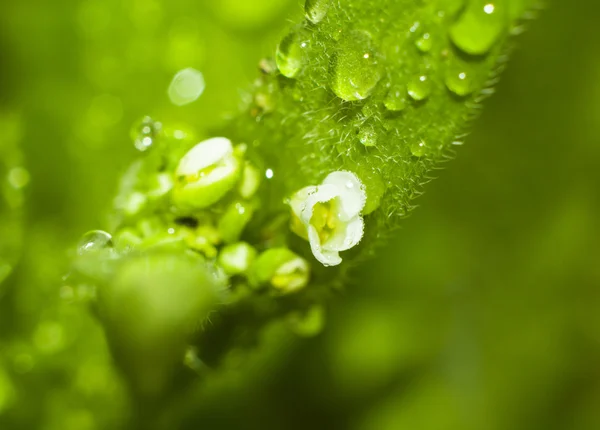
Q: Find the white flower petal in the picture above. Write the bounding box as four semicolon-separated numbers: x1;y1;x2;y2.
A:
298;184;340;225
288;170;367;267
176;137;233;176
308;226;342;267
322;171;366;219
289;186;317;219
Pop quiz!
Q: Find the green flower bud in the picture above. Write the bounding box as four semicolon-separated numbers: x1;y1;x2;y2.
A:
99;252;223;398
217;200;254;244
218;242;257;276
121;191;147;217
286;304;325;337
249;248;310;294
173;137;242;210
185;225;220;259
113;227;143;251
238;162;262;199
147;173;174;199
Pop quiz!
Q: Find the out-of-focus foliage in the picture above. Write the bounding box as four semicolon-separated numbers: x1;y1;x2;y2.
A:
0;0;599;429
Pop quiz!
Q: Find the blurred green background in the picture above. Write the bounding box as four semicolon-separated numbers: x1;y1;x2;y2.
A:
1;0;599;428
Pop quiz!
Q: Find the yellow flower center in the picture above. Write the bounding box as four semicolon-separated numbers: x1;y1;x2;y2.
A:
310;200;338;243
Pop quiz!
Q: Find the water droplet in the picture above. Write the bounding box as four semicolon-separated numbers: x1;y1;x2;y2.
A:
449;1;506;55
305;0;330;24
7;167;30;189
77;230;113;255
415;33;432;52
276;28;310;78
407;75;431;101
131;116;162;152
384;86;407;111
358;124;377;147
330;31;382;101
410;141;427;157
265;168;274;179
168;67;206;106
446;69;474;96
361;103;379;119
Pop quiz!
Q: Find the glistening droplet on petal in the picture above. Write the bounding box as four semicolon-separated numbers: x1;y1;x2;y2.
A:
329;31;382;101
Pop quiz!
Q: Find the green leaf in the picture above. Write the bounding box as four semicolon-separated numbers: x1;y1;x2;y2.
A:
225;0;537;246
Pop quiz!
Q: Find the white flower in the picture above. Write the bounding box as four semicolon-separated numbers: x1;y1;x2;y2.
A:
173;137;241;210
289;171;366;267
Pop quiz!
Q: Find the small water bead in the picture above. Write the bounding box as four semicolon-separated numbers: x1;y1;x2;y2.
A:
449;1;506;56
305;0;330;24
415;33;433;52
407;75;432;101
276;28;310;78
361;103;379;119
168;67;206;106
445;69;474;96
131;116;162;152
358;124;377;147
384;87;407;111
410;141;427;157
77;230;113;255
265;168;274;179
329;31;382;101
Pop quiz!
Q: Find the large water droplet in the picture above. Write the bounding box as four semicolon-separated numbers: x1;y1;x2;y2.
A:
384;86;407;111
276;28;310;78
78;230;113;255
305;0;330;24
407;75;431;101
449;1;506;55
168;67;206;106
131;116;162;152
445;68;474;96
330;31;382;101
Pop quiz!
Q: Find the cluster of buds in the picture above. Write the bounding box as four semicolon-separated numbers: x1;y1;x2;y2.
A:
109;135;314;296
93;124;370;302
